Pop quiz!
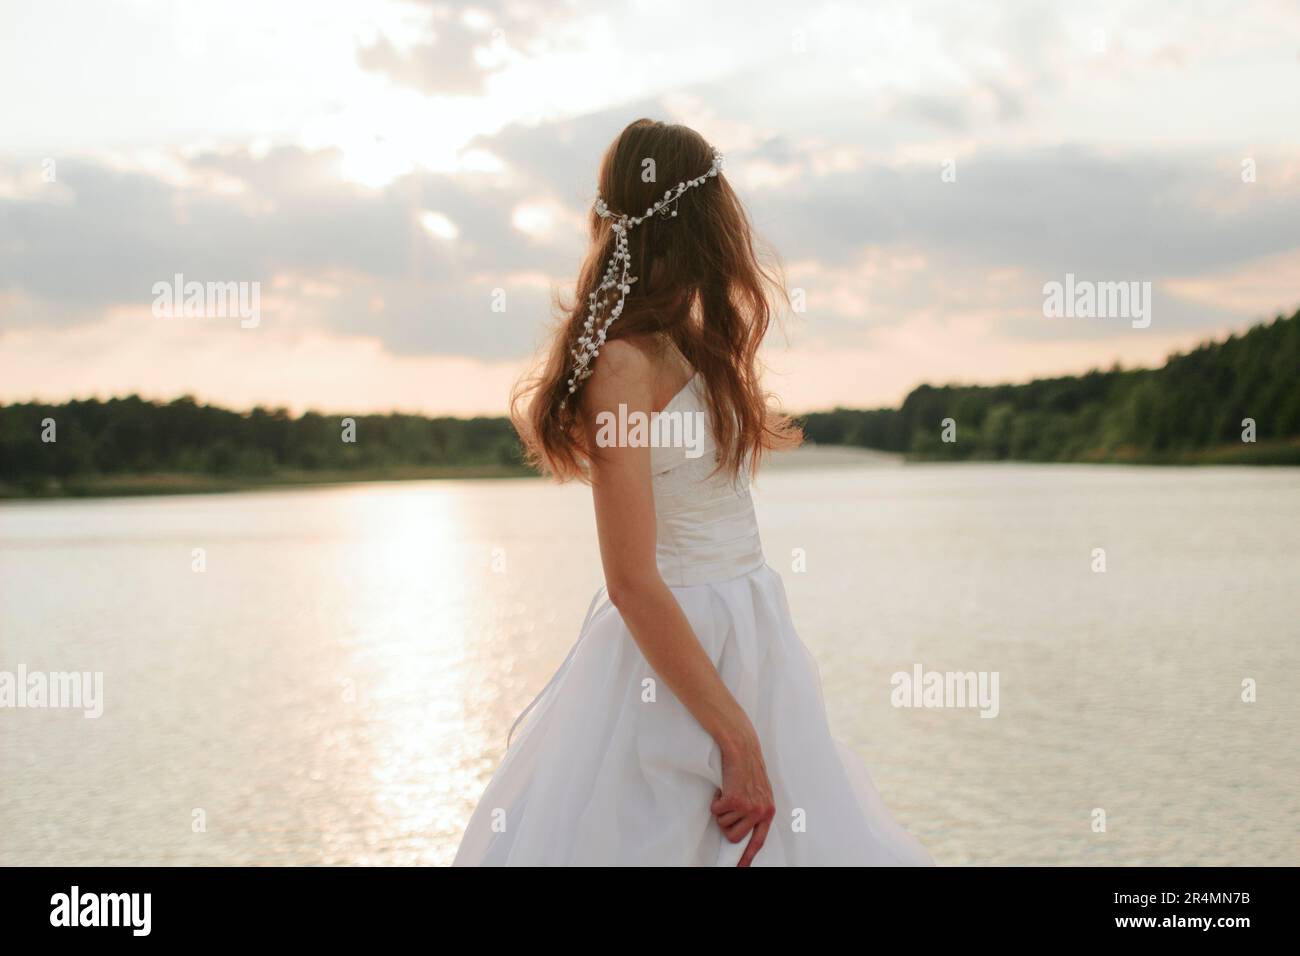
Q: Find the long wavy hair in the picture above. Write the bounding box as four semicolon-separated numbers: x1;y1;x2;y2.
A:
511;118;801;481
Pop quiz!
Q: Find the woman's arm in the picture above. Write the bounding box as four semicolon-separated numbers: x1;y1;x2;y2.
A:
581;341;774;866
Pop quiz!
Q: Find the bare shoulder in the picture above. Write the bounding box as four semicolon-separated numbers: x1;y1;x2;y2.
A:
583;338;655;408
591;337;654;379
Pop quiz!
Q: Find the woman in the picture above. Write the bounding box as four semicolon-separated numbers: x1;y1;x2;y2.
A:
454;119;931;866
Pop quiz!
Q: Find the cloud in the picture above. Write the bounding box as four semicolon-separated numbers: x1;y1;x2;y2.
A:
752;145;1300;278
476;114;1300;336
358;22;493;97
356;0;577;96
0;145;577;359
2;118;1298;375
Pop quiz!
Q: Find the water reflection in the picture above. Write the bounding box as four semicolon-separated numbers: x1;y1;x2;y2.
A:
2;465;1297;865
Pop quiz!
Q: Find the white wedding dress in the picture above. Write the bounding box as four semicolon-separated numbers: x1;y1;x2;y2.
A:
454;374;932;866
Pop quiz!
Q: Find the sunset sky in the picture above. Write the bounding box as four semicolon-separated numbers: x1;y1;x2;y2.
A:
2;0;1298;416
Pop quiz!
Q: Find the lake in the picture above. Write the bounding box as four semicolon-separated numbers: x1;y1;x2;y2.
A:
2;456;1298;865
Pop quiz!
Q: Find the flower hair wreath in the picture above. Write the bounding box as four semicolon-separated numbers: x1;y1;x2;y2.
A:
561;147;724;408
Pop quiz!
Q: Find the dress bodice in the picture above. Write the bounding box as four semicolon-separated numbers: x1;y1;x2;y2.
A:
650;373;765;586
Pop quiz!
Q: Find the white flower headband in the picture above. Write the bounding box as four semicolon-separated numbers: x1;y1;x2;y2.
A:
562;147;724;407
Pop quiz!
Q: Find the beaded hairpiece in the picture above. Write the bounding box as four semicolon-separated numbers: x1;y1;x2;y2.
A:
561;147;724;407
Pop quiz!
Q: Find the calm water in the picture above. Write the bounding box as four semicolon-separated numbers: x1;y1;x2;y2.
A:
2;459;1298;866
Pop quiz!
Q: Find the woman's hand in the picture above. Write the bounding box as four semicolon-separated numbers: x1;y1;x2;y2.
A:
712;730;776;867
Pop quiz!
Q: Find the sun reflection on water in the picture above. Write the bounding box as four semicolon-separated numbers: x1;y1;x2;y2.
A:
3;469;1296;866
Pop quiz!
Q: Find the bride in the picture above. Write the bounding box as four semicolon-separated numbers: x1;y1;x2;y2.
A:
454;119;932;866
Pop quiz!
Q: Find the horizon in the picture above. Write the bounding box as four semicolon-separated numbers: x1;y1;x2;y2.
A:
3;306;1292;420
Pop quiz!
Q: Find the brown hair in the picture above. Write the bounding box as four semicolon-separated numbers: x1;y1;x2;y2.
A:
511;118;801;481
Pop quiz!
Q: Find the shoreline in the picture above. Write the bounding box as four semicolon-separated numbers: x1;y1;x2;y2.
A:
0;465;535;500
3;439;1298;500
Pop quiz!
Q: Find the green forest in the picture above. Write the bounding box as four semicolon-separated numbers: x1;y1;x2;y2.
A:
2;309;1297;496
0;402;529;497
802;308;1300;464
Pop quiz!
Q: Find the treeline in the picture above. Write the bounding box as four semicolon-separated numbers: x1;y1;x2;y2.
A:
0;399;526;495
2;310;1298;496
801;309;1300;463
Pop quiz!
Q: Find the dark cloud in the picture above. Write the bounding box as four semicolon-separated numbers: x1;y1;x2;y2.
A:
0;145;573;358
477;113;1300;279
753;145;1300;279
2;126;1297;361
